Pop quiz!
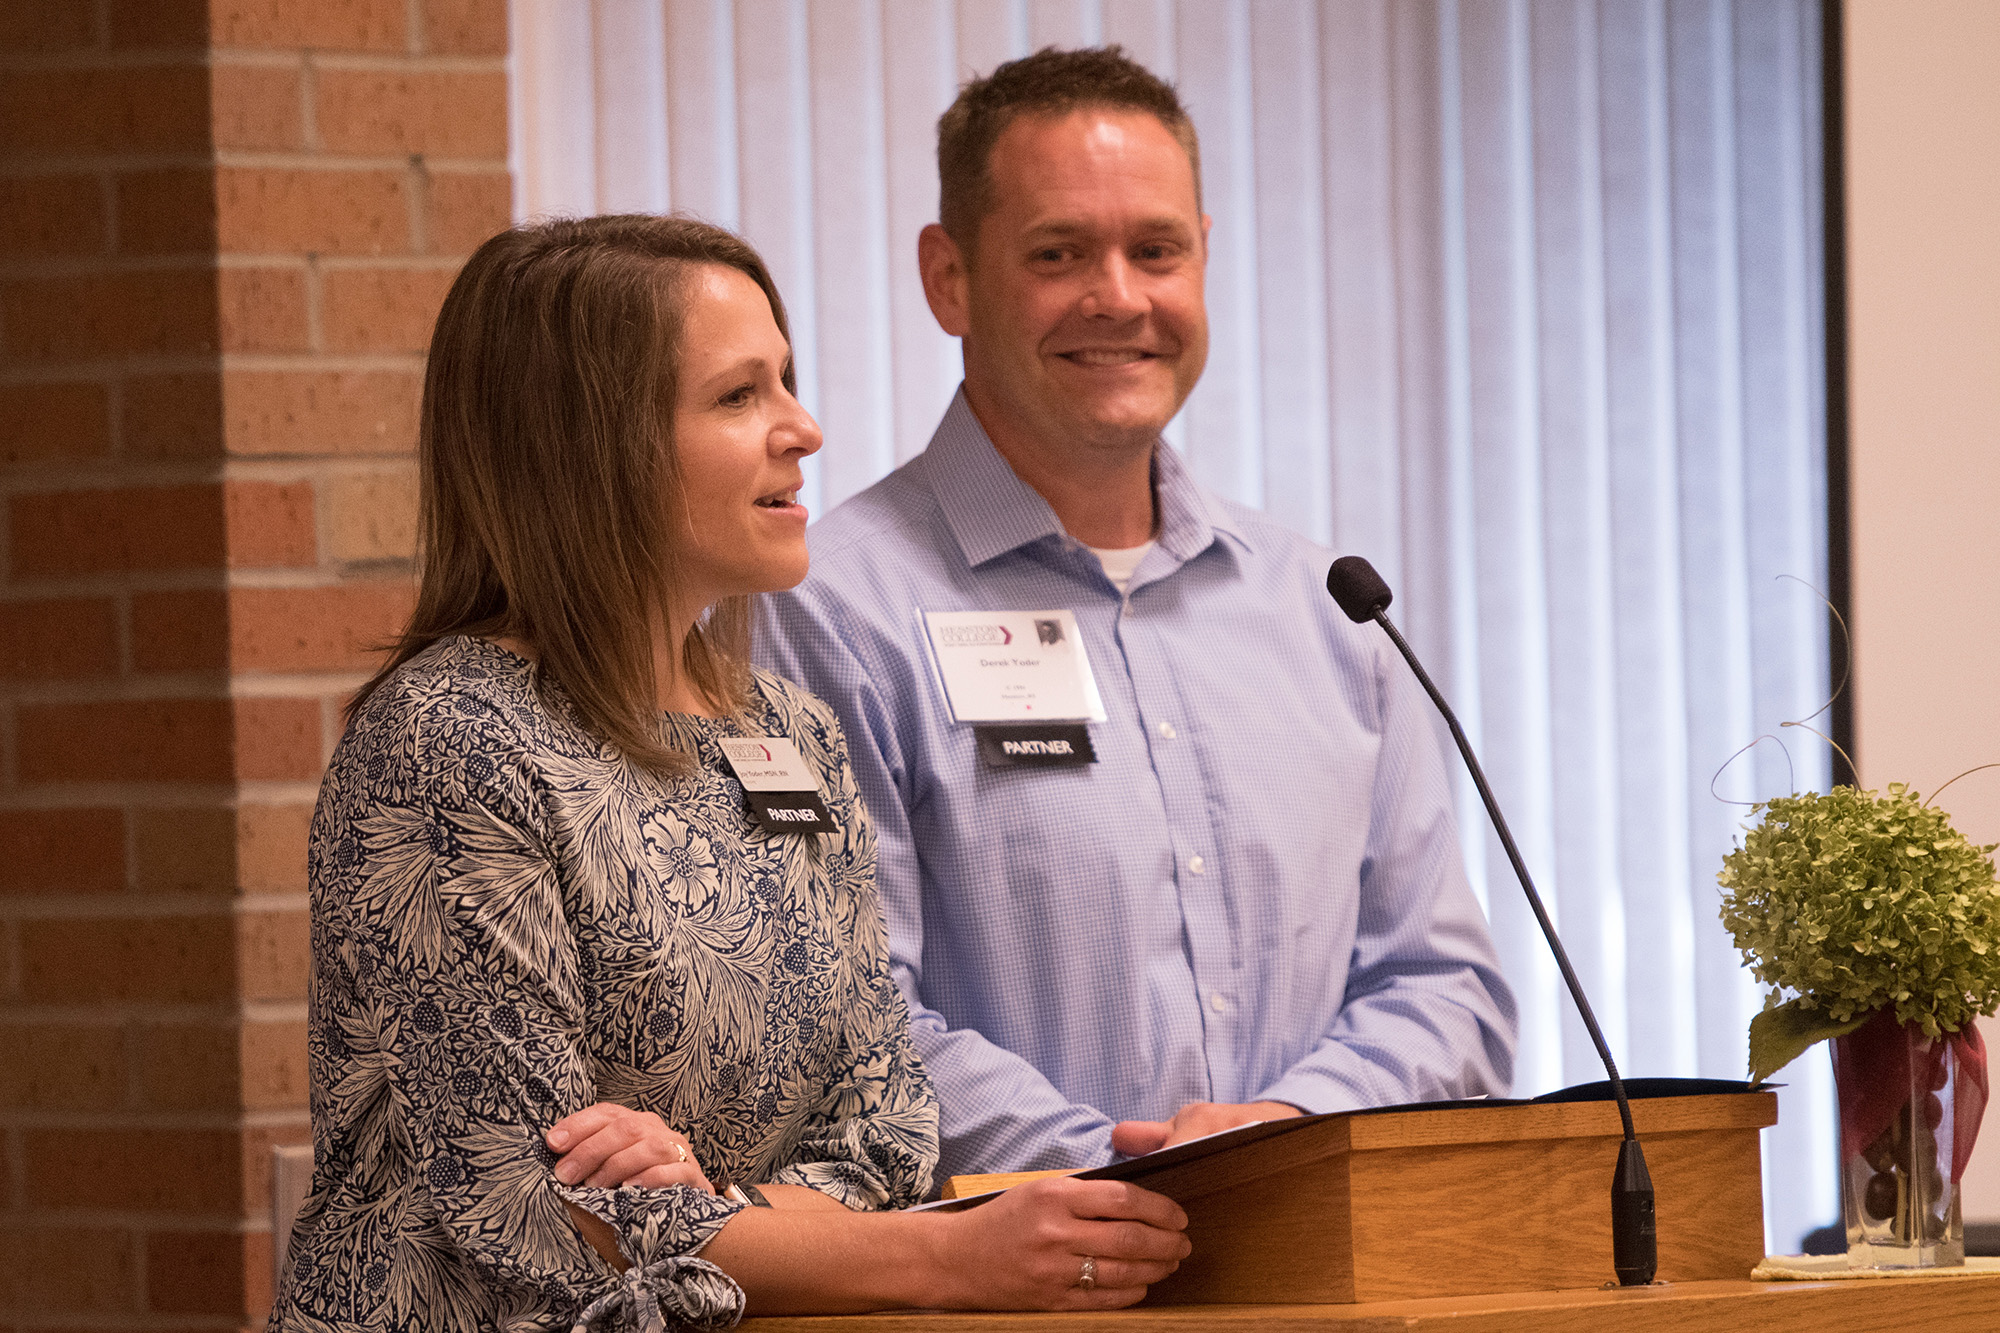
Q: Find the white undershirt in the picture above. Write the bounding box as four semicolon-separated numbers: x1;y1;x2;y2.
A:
1088;540;1156;595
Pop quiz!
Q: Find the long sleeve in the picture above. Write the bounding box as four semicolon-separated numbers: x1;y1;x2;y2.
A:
751;688;941;1207
296;683;745;1331
1253;647;1519;1113
756;593;1122;1182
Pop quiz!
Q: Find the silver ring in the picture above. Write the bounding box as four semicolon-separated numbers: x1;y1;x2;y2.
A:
674;1142;688;1163
1076;1256;1097;1291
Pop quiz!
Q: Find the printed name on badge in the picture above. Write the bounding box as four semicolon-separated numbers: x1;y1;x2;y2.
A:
718;737;834;833
922;609;1107;724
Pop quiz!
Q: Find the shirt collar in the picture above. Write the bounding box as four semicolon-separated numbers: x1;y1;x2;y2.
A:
921;386;1252;570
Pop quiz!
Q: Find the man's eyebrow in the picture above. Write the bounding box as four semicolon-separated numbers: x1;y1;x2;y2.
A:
1021;216;1196;242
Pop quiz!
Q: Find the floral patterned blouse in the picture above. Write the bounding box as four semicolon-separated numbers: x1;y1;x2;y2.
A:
271;636;939;1332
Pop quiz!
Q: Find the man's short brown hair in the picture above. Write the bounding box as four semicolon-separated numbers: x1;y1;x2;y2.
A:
937;46;1202;254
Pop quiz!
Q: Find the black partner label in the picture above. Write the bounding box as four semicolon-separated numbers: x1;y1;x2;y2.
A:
745;791;835;833
973;723;1097;769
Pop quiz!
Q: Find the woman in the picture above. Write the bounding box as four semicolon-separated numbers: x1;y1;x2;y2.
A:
271;215;1189;1332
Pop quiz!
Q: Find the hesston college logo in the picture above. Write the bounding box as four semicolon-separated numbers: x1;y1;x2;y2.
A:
936;623;1012;647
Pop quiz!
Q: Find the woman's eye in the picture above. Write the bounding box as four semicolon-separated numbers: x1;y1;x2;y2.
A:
719;385;754;407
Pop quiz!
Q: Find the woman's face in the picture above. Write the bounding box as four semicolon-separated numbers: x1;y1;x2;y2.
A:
669;263;822;615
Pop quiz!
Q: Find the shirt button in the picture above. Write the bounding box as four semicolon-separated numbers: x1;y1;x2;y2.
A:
1122;603;1134;618
1157;721;1177;740
1188;855;1205;875
1209;992;1231;1014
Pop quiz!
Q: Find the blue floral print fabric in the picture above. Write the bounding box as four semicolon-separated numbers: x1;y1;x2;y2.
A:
270;636;939;1332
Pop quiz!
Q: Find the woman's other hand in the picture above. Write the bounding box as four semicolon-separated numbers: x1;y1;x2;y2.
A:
546;1103;713;1191
936;1176;1191;1309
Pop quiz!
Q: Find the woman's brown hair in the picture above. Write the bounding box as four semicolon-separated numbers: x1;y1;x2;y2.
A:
351;213;794;773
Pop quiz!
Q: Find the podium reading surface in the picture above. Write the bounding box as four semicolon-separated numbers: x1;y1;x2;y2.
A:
943;1092;1776;1304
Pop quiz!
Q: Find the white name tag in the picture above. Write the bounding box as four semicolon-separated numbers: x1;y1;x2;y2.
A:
717;737;833;834
922;610;1107;723
717;737;820;792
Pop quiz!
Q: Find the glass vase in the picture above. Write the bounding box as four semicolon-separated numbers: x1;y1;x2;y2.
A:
1832;1010;1987;1269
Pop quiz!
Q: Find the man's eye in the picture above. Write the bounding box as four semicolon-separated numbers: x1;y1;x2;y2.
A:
1032;247;1069;263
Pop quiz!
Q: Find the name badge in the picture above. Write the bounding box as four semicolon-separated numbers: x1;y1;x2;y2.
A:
974;723;1097;769
718;737;834;834
922;610;1107;723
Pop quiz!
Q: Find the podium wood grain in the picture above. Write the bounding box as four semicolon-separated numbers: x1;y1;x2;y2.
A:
1141;1093;1776;1304
738;1273;2000;1332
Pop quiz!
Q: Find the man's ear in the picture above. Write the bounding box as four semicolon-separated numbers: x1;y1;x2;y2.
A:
918;223;972;337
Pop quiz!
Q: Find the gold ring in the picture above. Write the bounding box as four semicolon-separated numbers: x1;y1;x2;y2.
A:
1076;1256;1097;1291
675;1142;688;1163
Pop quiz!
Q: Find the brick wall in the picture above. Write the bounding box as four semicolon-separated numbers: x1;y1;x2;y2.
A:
0;1;509;1326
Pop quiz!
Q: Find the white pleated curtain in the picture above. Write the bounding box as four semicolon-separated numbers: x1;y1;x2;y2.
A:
510;0;1834;1248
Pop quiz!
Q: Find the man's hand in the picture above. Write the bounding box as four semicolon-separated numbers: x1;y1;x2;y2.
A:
1110;1100;1303;1157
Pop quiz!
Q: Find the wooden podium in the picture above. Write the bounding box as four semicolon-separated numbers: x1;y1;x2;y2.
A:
944;1091;1778;1306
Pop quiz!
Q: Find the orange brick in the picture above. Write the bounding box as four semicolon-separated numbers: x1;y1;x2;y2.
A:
0;1024;126;1110
147;1229;261;1316
0;381;112;464
130;587;230;674
0;1226;138;1312
424;0;508;54
235;696;327;780
320;265;456;354
223;368;420;456
116;168;217;255
212;0;405;51
19;913;236;1005
124;372;224;457
424;168;510;255
211;61;305;151
1;267;218;362
324;464;419;561
239;908;310;1001
0;808;125;894
9;484;226;577
243;1018;310;1109
24;1126;243;1213
315;69;508;157
225;478;318;568
0;5;98;50
17;697;236;784
0;175;106;256
109;0;211;48
0;65;211;156
218;266;310;353
239;803;313;894
231;582;413;672
217;166;411;257
132;804;236;893
137;1022;240;1109
0;597;119;679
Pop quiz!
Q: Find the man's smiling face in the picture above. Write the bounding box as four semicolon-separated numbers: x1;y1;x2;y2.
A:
958;107;1210;463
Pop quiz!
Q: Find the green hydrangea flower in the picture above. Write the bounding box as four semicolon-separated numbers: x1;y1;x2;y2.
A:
1719;784;2000;1080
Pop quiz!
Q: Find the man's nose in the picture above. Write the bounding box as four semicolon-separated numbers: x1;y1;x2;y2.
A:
1078;253;1146;319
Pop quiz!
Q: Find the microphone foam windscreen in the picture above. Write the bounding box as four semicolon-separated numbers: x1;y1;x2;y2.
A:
1326;556;1394;623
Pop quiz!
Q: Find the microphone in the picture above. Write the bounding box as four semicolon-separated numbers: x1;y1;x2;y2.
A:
1326;555;1657;1287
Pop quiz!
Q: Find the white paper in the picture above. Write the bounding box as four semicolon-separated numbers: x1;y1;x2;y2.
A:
922;610;1107;723
716;737;821;792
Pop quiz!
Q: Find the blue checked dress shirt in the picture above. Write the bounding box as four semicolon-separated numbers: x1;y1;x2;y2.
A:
755;390;1518;1183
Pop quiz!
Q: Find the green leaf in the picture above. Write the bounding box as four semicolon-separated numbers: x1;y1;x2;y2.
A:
1747;999;1877;1083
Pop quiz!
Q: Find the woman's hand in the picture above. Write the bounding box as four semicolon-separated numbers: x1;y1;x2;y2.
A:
933;1176;1191;1310
546;1102;713;1191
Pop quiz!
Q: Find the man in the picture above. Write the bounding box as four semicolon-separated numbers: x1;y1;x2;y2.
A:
756;47;1516;1184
